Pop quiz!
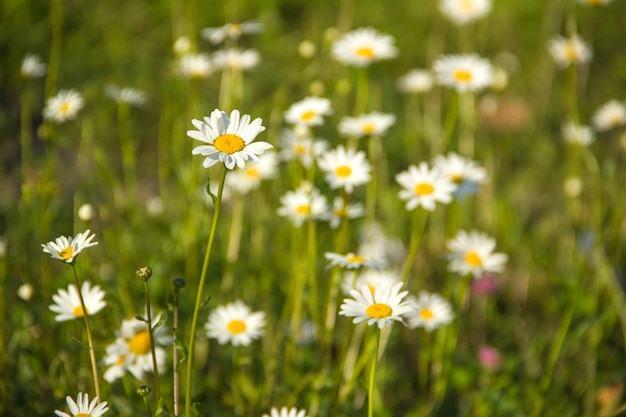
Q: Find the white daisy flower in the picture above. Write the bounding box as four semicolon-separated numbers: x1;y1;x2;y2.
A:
173;36;192;55
21;54;47;79
439;0;492;26
338;112;396;138
317;145;372;193
17;283;34;301
77;203;94;222
433;54;494;93
54;393;108;417
278;128;329;168
322;196;364;229
284;96;333;127
187;109;272;170
547;34;592;68
212;48;260;71
205;300;266;346
447;230;508;278
562;120;595;146
49;281;106;322
332;27;398;67
262;407;308;417
407;292;454;331
341;269;401;296
358;223;406;268
225;151;278;194
432;152;487;197
577;0;613;6
105;85;148;107
43;89;85;123
395;162;456;211
340;282;415;329
177;53;214;79
277;182;328;227
592;99;626;131
324;252;383;270
201;20;263;45
397;69;434;94
42;229;98;264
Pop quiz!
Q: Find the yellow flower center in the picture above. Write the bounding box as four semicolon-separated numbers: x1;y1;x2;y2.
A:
460;0;474;11
356;47;375;58
214;134;245;154
346;254;365;264
59;246;74;261
335;165;352;178
116;354;126;366
464;251;483;267
301;110;316;121
414;183;435;196
60;101;71;114
227;23;242;37
333;207;347;217
294;144;307;155
366;303;392;319
245;167;260;178
362;123;376;134
450;174;464;184
564;43;578;62
419;308;434;320
227;319;247;334
128;330;151;355
296;204;311;215
75;414;90;417
454;70;473;82
72;305;88;317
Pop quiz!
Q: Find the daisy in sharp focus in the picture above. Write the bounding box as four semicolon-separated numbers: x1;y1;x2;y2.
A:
592;99;626;131
332;27;398;67
447;230;508;278
341;269;401;296
54;393;108;417
225;151;278;195
212;48;261;71
340;282;415;329
201;20;263;45
42;229;98;264
206;300;266;346
547;34;591;68
21;54;47;79
43;89;85;123
284;96;333;127
407;292;454;331
432;152;487;197
277;182;328;227
562;120;594;146
395;162;456;211
433;54;494;93
177;53;214;79
325;251;383;270
278;128;329;168
397;69;434;94
317;145;372;193
262;407;308;417
338;112;396;138
439;0;492;26
187;109;272;170
49;281;106;322
323;196;364;229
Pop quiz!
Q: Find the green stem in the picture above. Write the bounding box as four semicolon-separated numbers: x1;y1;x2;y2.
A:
441;93;458;153
118;102;137;197
144;281;162;403
20;88;34;200
458;92;475;157
45;0;63;99
400;209;428;285
354;67;370;115
172;283;182;417
368;329;381;417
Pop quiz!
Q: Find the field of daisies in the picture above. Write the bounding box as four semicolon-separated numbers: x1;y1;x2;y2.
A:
2;0;626;416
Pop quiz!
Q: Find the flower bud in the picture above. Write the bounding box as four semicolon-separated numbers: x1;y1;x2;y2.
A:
136;385;152;397
136;266;153;281
173;277;186;288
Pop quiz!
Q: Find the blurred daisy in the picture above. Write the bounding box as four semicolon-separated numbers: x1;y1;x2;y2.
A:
205;300;266;346
173;36;192;55
395;162;456;211
54;393;108;417
284;96;333;127
21;54;47;79
212;48;260;71
325;252;383;270
407;292;454;331
77;203;94;222
332;27;398;67
562;120;594;146
277;182;328;227
317;145;372;193
432;152;487;197
397;69;434;94
439;0;492;25
338;112;396;138
262;407;308;417
43;89;85;123
547;34;591;68
177;53;214;79
225;151;278;194
433;54;493;93
105;85;148;107
42;229;98;264
577;0;613;5
358;223;406;268
49;281;106;322
340;282;415;329
447;230;508;277
278;128;329;168
323;196;364;228
201;21;263;45
17;283;34;301
341;269;401;296
592;100;626;131
0;236;6;259
187;109;272;170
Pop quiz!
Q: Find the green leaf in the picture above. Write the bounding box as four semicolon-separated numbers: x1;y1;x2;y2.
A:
152;313;166;332
135;315;147;323
199;296;212;309
191;402;205;417
206;181;217;204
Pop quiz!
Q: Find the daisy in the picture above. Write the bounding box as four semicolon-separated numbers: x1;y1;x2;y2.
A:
278;128;329;168
338;112;396;138
439;0;492;26
277;182;328;227
446;230;508;277
43;89;85;123
21;54;47;79
592;100;626;131
561;120;594;146
317;145;372;193
177;53;214;79
407;292;454;331
225;151;278;194
397;69;434;94
187;109;272;170
358;223;406;268
49;281;106;322
42;229;98;264
105;85;148;107
395;162;456;211
54;393;108;417
201;20;263;45
77;203;94;222
577;0;613;6
212;48;261;71
340;282;415;329
262;407;308;417
205;300;266;346
432;152;487;197
341;269;401;296
547;34;592;68
332;27;398;67
433;54;494;93
322;196;364;228
325;251;383;270
284;96;333;127
173;36;192;55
